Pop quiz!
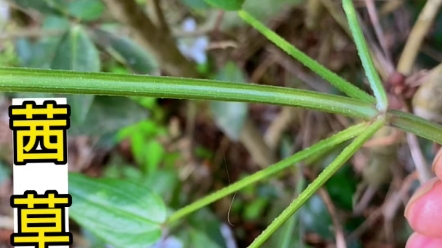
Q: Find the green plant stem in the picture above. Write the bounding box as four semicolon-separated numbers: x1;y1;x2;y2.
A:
238;10;375;104
248;118;385;248
167;122;369;223
388;110;442;145
342;0;388;111
0;67;378;119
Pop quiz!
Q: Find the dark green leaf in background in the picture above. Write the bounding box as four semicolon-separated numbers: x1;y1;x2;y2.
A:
69;173;167;248
14;15;68;70
12;0;63;15
67;0;105;21
299;194;334;240
210;61;248;141
68;96;149;136
0;161;11;185
221;0;304;29
324;164;358;211
51;24;100;125
176;208;228;248
92;29;158;74
51;24;100;72
182;0;211;10
204;0;245;10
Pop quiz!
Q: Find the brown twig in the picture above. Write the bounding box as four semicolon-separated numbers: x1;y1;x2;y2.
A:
0;29;64;40
305;170;346;248
397;0;442;75
406;133;433;182
365;0;393;66
266;46;331;93
152;0;170;33
102;0;199;78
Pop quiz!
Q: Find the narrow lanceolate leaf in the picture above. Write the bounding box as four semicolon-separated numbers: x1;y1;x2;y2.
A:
0;67;379;120
238;10;376;104
248;118;385;248
69;173;167;248
204;0;245;10
52;24;100;124
167;122;369;223
342;0;388;111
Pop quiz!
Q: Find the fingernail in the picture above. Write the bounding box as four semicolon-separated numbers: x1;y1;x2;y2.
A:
405;177;439;218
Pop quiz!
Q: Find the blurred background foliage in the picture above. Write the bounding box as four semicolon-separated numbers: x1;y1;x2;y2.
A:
0;0;440;247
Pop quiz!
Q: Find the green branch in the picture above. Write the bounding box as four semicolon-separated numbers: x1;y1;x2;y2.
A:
167;122;369;223
388;110;442;145
342;0;388;111
0;67;378;119
248;118;385;247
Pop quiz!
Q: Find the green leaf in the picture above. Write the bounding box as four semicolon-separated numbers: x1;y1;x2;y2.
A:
167;122;370;223
244;197;268;220
210;98;247;140
143;140;165;174
14;15;68;70
300;194;334;239
69;173;166;247
204;0;245;10
42;15;70;30
68;96;149;136
342;0;388;111
182;0;210;10
66;94;94;125
67;0;105;21
248;118;385;247
91;29;158;74
210;62;248;141
237;10;376;104
0;161;11;185
176;208;227;248
51;25;100;72
324;164;357;210
142;170;180;204
51;24;100;125
12;0;63;15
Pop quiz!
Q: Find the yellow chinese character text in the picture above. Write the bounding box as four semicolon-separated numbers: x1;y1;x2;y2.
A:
9;100;70;165
10;190;72;248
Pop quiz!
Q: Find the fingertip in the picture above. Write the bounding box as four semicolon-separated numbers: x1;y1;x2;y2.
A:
405;179;442;238
406;232;442;248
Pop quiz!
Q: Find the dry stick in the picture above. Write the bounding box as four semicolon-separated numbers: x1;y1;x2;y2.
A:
407;132;433;182
0;29;64;40
397;0;442;75
379;0;405;16
316;188;347;248
301;167;347;248
102;0;199;78
394;0;442;183
152;0;170;33
267;46;332;93
365;0;393;67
